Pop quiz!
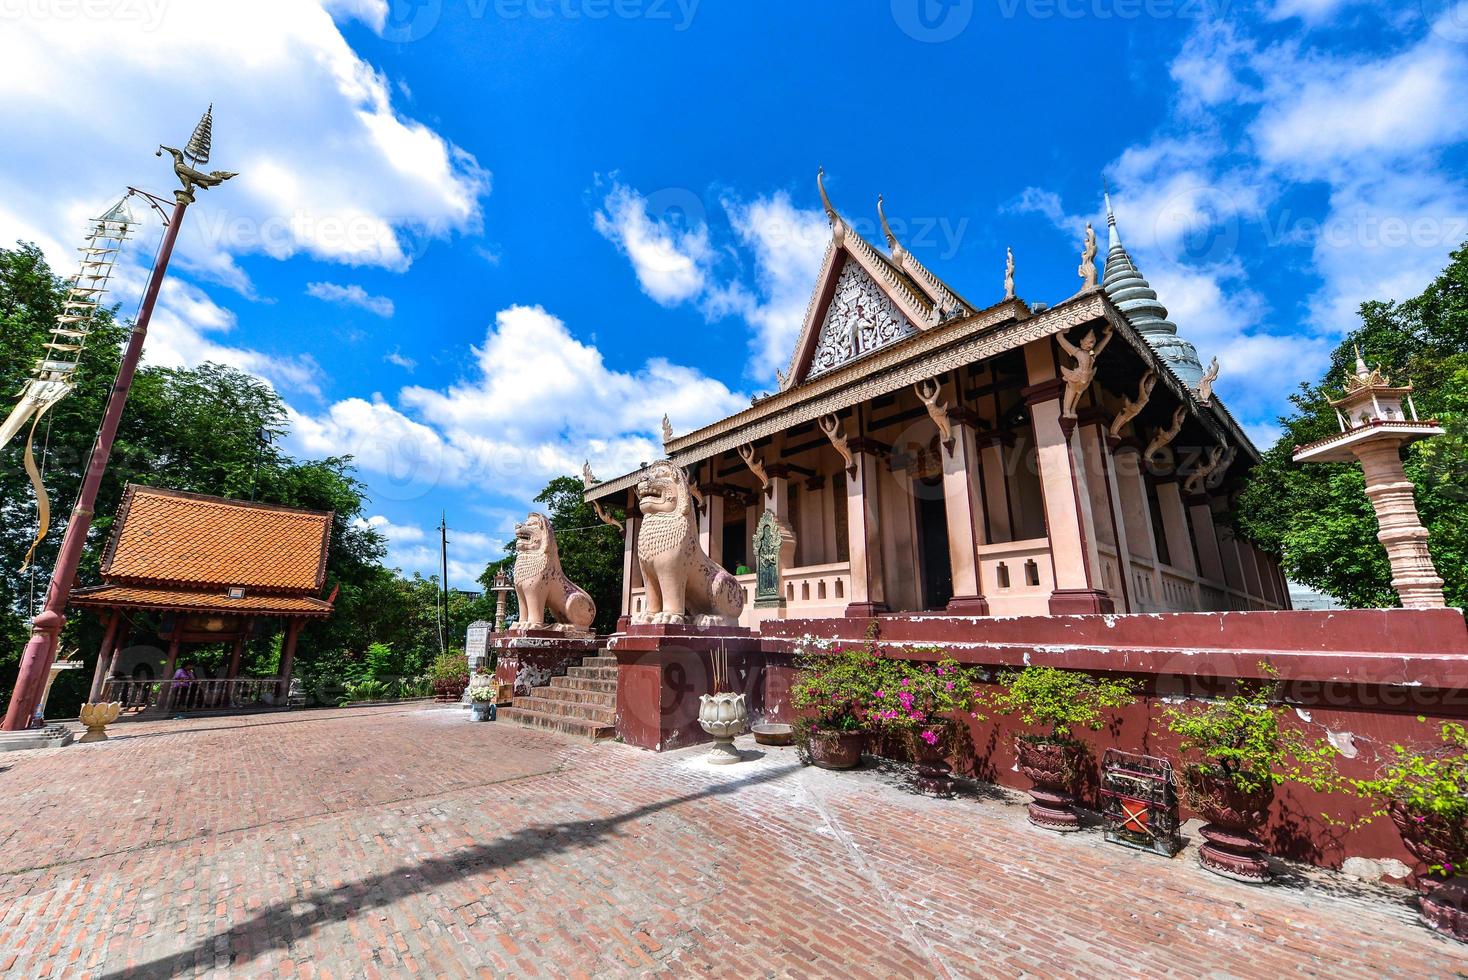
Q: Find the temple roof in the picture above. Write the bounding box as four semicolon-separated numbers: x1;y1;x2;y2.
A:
1101;191;1204;386
100;485;333;593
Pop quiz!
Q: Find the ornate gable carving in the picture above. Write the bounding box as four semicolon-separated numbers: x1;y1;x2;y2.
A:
806;259;918;380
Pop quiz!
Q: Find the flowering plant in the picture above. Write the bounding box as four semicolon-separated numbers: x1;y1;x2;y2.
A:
468;684;498;703
865;654;981;749
790;625;887;734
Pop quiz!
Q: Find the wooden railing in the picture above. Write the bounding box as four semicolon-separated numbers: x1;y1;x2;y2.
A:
101;678;281;715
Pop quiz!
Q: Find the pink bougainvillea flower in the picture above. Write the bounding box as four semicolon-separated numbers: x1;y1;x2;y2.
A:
900;678;910;687
945;682;954;691
920;730;939;746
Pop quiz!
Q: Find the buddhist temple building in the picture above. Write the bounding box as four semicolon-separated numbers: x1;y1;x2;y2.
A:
585;174;1289;625
70;485;336;709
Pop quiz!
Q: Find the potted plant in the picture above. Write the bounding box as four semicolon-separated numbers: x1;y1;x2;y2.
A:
1350;721;1468;941
1160;671;1335;883
985;666;1139;832
468;685;497;722
428;652;470;702
867;654;981;797
790;628;889;770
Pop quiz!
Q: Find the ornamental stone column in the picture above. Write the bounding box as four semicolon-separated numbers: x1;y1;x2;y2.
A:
942;415;989;614
1293;350;1445;609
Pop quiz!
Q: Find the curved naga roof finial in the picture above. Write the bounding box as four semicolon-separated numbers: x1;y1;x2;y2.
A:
817;167;846;244
877;194;900;253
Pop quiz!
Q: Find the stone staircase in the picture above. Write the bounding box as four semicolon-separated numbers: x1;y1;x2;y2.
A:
499;653;616;741
0;724;75;753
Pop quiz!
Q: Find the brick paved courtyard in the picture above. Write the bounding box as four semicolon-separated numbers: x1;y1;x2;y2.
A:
0;705;1462;978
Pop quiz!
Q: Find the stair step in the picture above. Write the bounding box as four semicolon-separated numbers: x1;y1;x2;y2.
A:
498;707;614;741
579;656;617;668
511;696;615;725
550;676;617;694
567;665;617;681
533;685;616;708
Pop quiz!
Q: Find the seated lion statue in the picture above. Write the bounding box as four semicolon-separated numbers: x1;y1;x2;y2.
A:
512;512;595;633
634;460;744;627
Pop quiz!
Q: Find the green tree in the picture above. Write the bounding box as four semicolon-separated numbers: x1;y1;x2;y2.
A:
1234;240;1468;607
0;241;388;716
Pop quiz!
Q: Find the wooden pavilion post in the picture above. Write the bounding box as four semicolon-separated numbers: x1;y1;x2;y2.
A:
86;610;123;703
227;620;251;680
162;633;182;711
276;618;301;699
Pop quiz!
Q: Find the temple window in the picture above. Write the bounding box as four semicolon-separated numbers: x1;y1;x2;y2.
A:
1024;559;1040;587
997;562;1011;589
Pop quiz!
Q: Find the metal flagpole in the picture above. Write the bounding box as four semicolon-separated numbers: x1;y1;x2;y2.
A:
3;107;236;731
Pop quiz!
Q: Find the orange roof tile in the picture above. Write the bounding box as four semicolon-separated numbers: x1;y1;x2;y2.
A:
101;486;332;592
71;584;334;617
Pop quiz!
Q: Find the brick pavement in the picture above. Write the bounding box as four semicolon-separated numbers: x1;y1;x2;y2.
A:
0;704;1462;978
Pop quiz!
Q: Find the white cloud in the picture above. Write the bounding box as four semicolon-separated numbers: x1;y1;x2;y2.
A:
1004;187;1077;231
356;513;503;584
713;192;828;380
384;348;418;371
0;0;489;403
288;304;749;501
306;281;395;318
592;181;712;305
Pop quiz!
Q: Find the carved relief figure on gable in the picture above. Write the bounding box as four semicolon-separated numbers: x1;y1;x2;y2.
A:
806;260;919;379
1057;324;1114;419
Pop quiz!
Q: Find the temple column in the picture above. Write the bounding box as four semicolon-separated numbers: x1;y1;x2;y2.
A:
1187;493;1227;589
1113;445;1164;611
943;419;988;614
1355;442;1446;608
700;491;724;569
1023;342;1112;614
620;512;640;628
978;434;1012;543
844;443;888;617
1153;479;1200;609
276;618;301;699
800;476;827;566
1081;420;1131;610
86;610;123;703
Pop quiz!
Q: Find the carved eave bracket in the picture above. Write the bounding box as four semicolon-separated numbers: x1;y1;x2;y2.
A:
1183;444;1227;496
736;442;769;492
914;377;955;455
1109;369;1158;440
818;413;857;477
1145;405;1188;464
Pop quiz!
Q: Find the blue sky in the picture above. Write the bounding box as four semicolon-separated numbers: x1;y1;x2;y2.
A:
3;0;1467;584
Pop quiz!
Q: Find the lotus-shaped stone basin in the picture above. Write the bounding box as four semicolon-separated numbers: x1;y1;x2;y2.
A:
698;692;748;764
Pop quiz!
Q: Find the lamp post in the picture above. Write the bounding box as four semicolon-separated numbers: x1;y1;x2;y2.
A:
491;568;514;633
3;107;236;731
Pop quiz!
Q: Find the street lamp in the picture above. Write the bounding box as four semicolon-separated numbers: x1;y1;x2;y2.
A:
3;107;237;731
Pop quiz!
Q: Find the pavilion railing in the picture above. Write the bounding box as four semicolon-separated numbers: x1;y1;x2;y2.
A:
101;677;282;715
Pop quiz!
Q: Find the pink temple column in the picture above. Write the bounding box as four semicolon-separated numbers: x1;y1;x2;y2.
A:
843;441;888;617
1186;494;1227;592
1022;342;1113;615
619;512;640;629
942;418;988;614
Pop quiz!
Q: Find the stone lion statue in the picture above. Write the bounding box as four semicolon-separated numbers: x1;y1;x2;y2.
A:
512;512;595;633
634;460;744;627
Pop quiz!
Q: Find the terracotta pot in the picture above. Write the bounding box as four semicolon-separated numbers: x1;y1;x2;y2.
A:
807;729;865;770
1388;802;1468;942
1183;766;1274;883
1015;736;1082;832
910;726;955;798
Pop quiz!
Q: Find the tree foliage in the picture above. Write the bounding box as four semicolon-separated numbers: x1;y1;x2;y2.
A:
1234;240;1468;607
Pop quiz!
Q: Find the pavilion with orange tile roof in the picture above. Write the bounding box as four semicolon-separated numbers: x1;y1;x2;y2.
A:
71;485;335;708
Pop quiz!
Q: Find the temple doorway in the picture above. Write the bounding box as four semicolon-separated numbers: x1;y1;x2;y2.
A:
914;477;953;610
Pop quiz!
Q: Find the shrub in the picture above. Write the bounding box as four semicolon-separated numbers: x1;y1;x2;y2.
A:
985;666;1138;743
339;677;392;705
1159;668;1335;795
396;675;431;699
1350;720;1468;876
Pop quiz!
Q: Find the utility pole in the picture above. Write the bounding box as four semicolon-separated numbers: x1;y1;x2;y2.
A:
438;513;450;656
4;107;236;730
